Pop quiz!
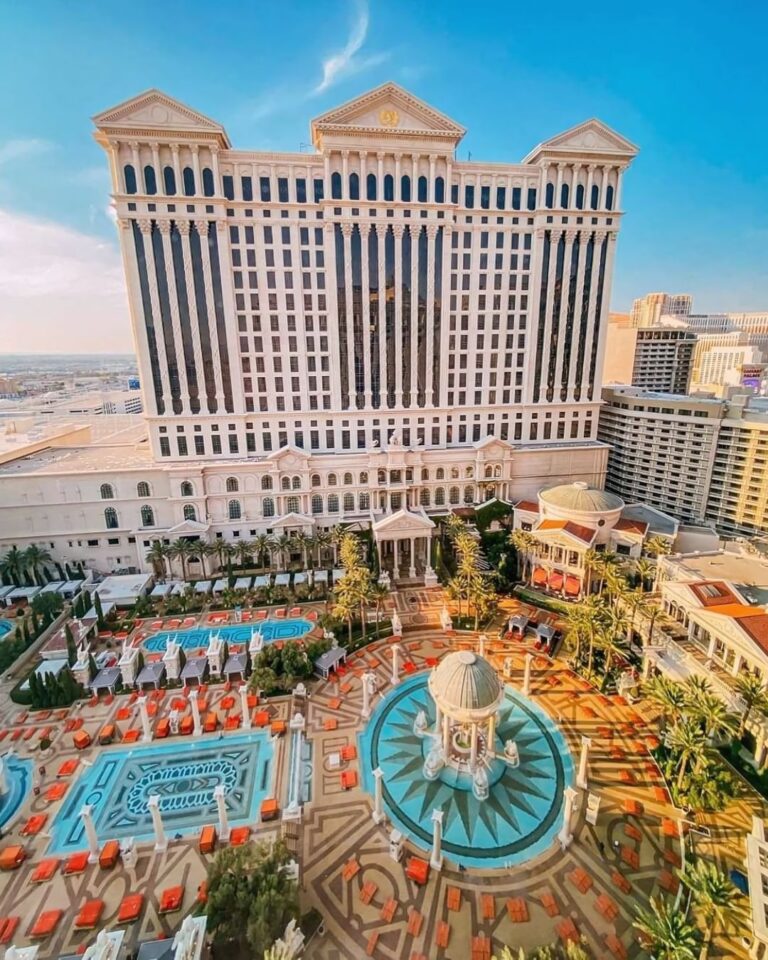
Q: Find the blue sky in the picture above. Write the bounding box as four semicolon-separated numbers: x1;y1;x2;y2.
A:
1;0;766;352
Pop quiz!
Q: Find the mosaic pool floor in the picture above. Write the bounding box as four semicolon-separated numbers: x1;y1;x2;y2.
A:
143;618;312;652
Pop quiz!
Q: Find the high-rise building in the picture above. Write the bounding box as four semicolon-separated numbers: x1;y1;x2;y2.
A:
599;386;768;537
603;324;696;392
0;84;639;576
630;292;692;328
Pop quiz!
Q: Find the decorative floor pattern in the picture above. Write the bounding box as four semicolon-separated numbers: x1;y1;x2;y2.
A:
142;617;312;652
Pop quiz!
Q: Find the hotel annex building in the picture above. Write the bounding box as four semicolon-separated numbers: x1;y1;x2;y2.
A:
0;84;637;576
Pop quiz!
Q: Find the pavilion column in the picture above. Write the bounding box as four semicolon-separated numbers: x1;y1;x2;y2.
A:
138;695;152;743
372;766;385;824
409;537;416;578
469;723;478;769
148;794;168;852
523;652;533;696
442;713;451;757
80;804;100;862
430;808;444;871
558;786;578;850
434;704;442;736
487;714;496;756
577;736;591;790
214;784;230;842
707;635;717;660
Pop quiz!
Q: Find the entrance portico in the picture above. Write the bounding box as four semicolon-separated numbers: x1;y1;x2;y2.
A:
372;508;435;581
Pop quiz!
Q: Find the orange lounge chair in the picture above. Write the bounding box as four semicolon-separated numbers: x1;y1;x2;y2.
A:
229;826;251;846
63;851;90;875
0;917;20;945
254;710;270;727
340;744;357;761
340;770;358;790
405;857;429;885
288;607;301;617
199;825;217;854
117;893;144;923
99;840;120;869
270;720;286;736
156;718;170;739
203;711;218;733
196;881;208;905
57;759;78;777
97;724;116;745
0;846;26;871
224;716;240;730
123;729;140;743
159;884;184;914
180;716;194;735
73;730;91;750
260;798;279;821
37;725;53;740
29;909;62;939
21;814;48;835
116;707;131;721
274;608;286;619
31;858;59;883
74;899;105;930
44;783;67;804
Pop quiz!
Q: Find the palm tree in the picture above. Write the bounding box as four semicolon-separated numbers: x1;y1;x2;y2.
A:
645;535;673;591
369;582;389;639
634;556;654;591
0;546;27;585
211;539;235;574
313;530;332;569
273;534;293;571
644;674;687;729
582;548;601;595
171;539;196;582
329;524;346;566
509;529;535;582
734;672;768;738
681;860;739;954
333;594;356;646
294;532;313;571
23;544;52;585
194;541;213;580
633;897;698;960
145;540;169;580
252;534;273;572
234;538;254;569
666;721;708;790
691;692;737;743
599;612;628;690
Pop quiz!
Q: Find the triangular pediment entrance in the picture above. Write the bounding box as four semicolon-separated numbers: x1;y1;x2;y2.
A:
372;508;436;534
312;82;465;147
93;90;230;145
524;118;638;163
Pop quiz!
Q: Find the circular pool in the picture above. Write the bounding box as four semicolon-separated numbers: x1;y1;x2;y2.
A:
358;672;574;869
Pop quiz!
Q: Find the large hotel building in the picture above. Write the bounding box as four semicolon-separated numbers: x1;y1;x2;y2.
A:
0;84;637;575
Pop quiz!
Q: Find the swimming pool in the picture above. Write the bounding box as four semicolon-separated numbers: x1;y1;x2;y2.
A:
143;617;313;653
48;732;273;854
0;754;34;829
358;673;574;869
0;621;14;640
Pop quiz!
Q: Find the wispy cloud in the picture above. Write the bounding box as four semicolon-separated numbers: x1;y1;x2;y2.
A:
313;0;388;95
0;139;53;166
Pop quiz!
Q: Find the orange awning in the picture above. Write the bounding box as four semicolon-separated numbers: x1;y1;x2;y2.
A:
565;575;581;597
549;572;564;591
532;567;547;586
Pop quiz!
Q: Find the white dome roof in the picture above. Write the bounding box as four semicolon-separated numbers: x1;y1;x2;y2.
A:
429;651;502;713
539;481;624;513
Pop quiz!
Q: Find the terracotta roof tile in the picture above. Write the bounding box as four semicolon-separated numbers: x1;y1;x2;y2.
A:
689;581;740;607
614;518;648;535
515;500;539;513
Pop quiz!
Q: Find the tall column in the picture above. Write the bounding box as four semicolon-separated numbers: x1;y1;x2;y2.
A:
537;228;562;400
359;222;372;408
394;154;402;201
425;224;437;406
214;784;230;841
523;652;533;696
138;695;152;743
157;220;190;413
442;713;451;757
341;223;356;408
361;671;375;719
137;219;173;412
393;224;405;406
391;643;402;686
176;220;207;412
586;164;595;209
487;714;496;756
171;144;181;193
148;794;168;852
372;766;385;824
377;223;387;407
553;230;578;398
195;220;226;411
190;145;201;194
577;736;591;790
239;684;251;730
409;223;419;406
469;723;478;769
409;537;416;579
578;230;605;394
151;143;162;195
430;808;444;871
80;804;100;862
434;704;443;736
189;690;202;736
566;229;588;402
558;786;578;849
341;150;349;199
428;154;436;203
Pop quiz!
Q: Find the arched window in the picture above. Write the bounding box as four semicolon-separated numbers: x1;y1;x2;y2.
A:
311;474;321;487
331;172;342;199
420;488;430;507
366;173;377;201
261;475;273;490
451;467;460;479
143;166;157;195
435;176;445;203
464;485;474;504
417;175;428;203
137;481;151;498
606;185;615;210
400;175;411;202
183;167;195;196
327;473;337;486
377;469;386;484
435;487;445;506
421;468;429;481
328;494;339;513
343;492;355;512
281;477;291;491
359;471;368;484
435;468;445;481
104;507;119;529
485;465;493;479
465;466;474;478
343;472;353;485
287;496;300;513
349;172;360;200
227;499;241;520
262;498;274;518
449;486;460;505
494;464;502;479
575;184;584;210
183;504;197;521
560;183;569;208
141;505;155;527
291;476;301;490
311;495;323;514
545;183;555;209
163;166;176;195
359;492;370;510
100;483;114;500
124;164;137;195
590;184;599;210
225;477;238;493
383;174;394;201
181;481;194;497
202;168;215;197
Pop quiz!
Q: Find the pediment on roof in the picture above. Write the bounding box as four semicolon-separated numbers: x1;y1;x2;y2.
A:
473;436;513;456
311;82;465;146
271;512;315;528
266;444;310;468
524;118;638;163
93;90;229;145
373;508;435;534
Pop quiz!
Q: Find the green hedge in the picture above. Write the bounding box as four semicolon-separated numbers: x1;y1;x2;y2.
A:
513;586;571;615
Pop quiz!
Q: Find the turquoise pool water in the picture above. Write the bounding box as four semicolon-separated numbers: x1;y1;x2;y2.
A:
0;621;14;639
358;673;574;869
0;755;33;829
48;732;273;854
143;617;313;653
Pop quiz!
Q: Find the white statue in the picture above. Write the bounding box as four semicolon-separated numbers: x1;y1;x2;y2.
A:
266;919;305;960
413;710;428;737
423;738;446;780
504;740;520;768
472;764;489;801
172;916;200;960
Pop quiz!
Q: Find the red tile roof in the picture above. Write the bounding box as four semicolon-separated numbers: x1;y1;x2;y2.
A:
614;518;648;535
537;519;596;544
736;614;768;656
689;581;740;607
515;500;539;513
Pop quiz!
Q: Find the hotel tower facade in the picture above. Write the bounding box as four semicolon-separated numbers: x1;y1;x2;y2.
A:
0;85;637;576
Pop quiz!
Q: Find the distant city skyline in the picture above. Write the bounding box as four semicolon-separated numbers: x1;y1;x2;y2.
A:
1;0;767;352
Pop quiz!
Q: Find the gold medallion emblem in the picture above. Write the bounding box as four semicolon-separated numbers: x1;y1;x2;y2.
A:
379;109;399;127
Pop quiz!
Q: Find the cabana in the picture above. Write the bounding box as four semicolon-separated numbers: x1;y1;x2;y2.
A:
223;652;249;682
194;580;212;594
293;572;307;587
234;576;252;591
5;585;41;605
0;586;15;605
93;573;153;607
136;661;166;690
91;666;122;696
253;574;271;588
508;614;529;634
20;658;68;693
136;940;175;960
40;581;65;595
535;623;556;651
59;580;84;599
82;599;116;624
313;570;328;584
150;582;173;599
332;569;345;584
181;656;209;686
212;579;228;594
314;645;348;679
274;573;291;587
